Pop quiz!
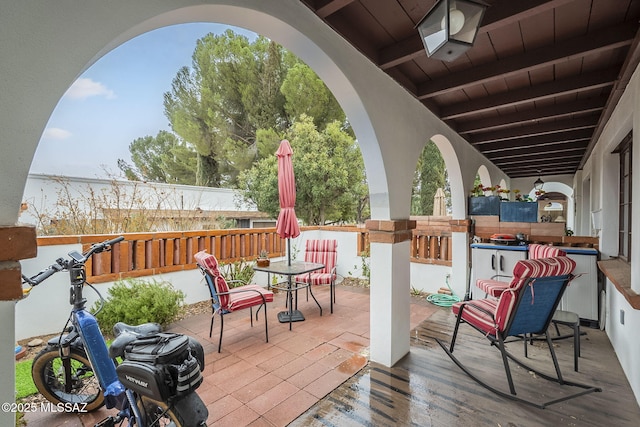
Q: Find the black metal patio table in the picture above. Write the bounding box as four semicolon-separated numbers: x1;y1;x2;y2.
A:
253;260;324;330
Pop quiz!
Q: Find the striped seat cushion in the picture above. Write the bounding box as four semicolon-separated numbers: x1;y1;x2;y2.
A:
226;284;274;312
294;239;338;285
528;243;566;259
194;250;273;311
297;272;335;285
452;298;499;335
476;278;511;298
456;257;576;334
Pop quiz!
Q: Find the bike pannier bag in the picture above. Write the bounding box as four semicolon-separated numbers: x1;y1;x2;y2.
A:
117;360;170;401
116;333;203;401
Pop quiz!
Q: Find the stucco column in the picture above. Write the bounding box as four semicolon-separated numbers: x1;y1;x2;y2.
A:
366;219;415;367
0;225;37;427
449;219;473;299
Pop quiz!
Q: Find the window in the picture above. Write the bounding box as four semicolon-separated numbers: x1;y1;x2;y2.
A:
616;132;632;261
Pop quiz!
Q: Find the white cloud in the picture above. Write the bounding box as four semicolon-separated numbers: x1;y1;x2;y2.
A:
64;78;116;100
42;127;72;140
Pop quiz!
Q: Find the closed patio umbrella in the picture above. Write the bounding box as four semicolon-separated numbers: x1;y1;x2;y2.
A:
433;187;447;216
276;139;300;265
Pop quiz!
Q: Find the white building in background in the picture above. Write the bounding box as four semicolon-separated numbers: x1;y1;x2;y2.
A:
20;173;275;230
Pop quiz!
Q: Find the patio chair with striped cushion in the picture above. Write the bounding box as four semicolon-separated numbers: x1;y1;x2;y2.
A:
437;256;601;408
194;251;274;353
294;239;338;313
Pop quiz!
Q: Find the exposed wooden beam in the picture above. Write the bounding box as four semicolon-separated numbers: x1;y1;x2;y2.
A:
482;134;592;157
378;0;574;70
501;166;578;174
469;117;598;145
379;36;424;70
456;98;606;135
502;165;577;177
315;0;355;18
478;0;576;34
441;68;619;120
502;162;579;175
417;25;635;99
491;146;586;163
492;153;584;167
580;27;640;168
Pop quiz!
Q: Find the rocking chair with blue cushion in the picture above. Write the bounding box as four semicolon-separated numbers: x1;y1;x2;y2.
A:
437;257;601;409
194;251;274;353
475;244;584;372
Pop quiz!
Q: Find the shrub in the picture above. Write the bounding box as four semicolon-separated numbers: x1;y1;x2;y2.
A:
92;278;185;334
219;258;255;287
360;251;371;284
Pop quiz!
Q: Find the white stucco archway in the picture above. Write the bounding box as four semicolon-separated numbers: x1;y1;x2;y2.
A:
477;165;492;188
0;5;435;413
527;181;575;231
0;3;511;422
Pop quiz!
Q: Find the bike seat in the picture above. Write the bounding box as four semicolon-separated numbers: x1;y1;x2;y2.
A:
113;321;162;337
109;322;162;359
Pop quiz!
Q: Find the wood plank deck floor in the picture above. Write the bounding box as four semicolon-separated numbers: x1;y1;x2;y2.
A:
291;307;640;427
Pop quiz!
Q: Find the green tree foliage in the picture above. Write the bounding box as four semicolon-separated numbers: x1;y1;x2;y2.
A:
412;141;447;215
118;130;197;184
123;29;372;225
238;115;366;225
163;31;290;187
280;62;345;129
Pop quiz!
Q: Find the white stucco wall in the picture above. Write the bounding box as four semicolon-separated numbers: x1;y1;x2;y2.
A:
578;62;640;406
16;242;210;340
16;229;449;340
605;280;640;405
20;173;257;226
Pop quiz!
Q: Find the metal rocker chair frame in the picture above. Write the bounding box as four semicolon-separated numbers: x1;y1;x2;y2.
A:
437;263;601;409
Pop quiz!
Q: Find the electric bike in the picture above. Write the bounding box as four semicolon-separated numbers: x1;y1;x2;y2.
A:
22;236;208;427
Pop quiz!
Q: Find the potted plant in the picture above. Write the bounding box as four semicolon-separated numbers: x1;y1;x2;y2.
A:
256;250;270;267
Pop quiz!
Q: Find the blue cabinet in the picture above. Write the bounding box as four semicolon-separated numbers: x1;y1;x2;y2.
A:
468;196;500;215
500;202;538;222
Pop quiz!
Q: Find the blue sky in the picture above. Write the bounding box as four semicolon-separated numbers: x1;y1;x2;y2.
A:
31;23;257;179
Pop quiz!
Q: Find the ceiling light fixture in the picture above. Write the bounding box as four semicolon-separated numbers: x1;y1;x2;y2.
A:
416;0;488;62
533;171;545;191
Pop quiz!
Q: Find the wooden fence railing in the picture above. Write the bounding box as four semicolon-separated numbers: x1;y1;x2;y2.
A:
410;216;452;265
35;223;453;283
37;228;286;283
34;219;600;284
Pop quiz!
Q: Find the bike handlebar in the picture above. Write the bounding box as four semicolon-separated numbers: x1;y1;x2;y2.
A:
23;263;63;285
22;236;125;286
87;236;125;259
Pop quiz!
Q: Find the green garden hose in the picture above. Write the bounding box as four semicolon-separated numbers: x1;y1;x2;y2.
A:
426;275;461;307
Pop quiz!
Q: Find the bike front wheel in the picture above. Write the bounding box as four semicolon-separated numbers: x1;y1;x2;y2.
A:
31;346;105;412
136;393;208;427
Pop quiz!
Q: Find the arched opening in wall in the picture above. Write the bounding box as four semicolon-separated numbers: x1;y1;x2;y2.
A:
538;192;568;225
410;140;450;217
523;181;574;233
469;165;503;199
474;165;492;192
24;23;370;235
408;135;460;297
